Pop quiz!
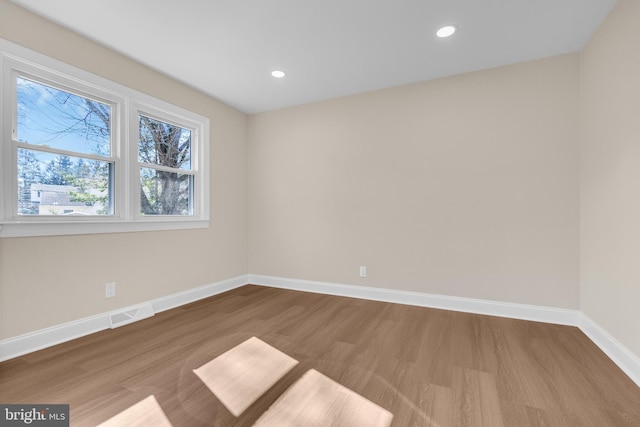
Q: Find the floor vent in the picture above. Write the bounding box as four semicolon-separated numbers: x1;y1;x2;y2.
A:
109;303;155;329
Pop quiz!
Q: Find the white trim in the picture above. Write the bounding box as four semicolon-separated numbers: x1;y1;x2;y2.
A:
578;313;640;387
0;274;248;362
0;313;109;363
150;274;248;313
2;273;638;388
0;219;210;238
248;274;580;325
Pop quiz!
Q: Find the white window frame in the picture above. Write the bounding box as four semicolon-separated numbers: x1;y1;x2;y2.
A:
0;38;210;238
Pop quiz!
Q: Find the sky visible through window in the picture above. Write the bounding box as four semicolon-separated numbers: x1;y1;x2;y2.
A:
17;77;111;159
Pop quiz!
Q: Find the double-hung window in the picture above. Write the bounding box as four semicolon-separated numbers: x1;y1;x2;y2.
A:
137;111;195;216
0;39;210;237
15;76;116;217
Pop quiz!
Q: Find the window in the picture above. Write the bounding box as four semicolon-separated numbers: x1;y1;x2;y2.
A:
138;114;193;216
16;77;115;217
0;39;210;237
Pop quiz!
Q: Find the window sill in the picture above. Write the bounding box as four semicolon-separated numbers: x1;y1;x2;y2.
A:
0;219;210;238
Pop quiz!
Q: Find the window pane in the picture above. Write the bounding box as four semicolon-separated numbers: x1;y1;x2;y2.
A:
140;168;192;215
139;115;191;170
17;77;111;156
17;148;113;216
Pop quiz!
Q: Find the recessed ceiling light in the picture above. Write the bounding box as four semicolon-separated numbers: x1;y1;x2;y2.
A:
271;70;286;78
436;25;456;38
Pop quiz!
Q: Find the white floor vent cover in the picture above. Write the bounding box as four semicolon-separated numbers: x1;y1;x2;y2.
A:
109;303;155;329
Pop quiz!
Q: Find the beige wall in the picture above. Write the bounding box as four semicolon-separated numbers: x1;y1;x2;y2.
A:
0;1;248;339
580;0;640;358
248;54;580;308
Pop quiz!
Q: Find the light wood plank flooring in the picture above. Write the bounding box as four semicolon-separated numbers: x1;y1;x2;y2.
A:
1;285;639;426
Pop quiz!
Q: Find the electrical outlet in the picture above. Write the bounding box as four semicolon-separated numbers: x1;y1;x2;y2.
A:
359;266;367;278
105;282;116;298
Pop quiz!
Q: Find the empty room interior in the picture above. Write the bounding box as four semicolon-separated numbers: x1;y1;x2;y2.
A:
1;0;640;425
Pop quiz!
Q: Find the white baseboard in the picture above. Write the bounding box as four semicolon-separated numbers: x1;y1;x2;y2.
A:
248;274;580;325
578;313;640;387
0;274;249;362
150;274;248;314
2;273;638;388
0;313;110;363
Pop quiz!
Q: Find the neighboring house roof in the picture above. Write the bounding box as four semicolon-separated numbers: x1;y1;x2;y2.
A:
31;183;76;192
31;184;86;206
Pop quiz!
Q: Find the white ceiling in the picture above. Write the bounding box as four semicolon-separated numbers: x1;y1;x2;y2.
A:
12;0;616;114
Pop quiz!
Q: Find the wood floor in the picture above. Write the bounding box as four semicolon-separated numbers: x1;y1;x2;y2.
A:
1;285;639;426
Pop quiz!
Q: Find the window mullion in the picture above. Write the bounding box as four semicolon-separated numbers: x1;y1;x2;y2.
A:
126;101;139;221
